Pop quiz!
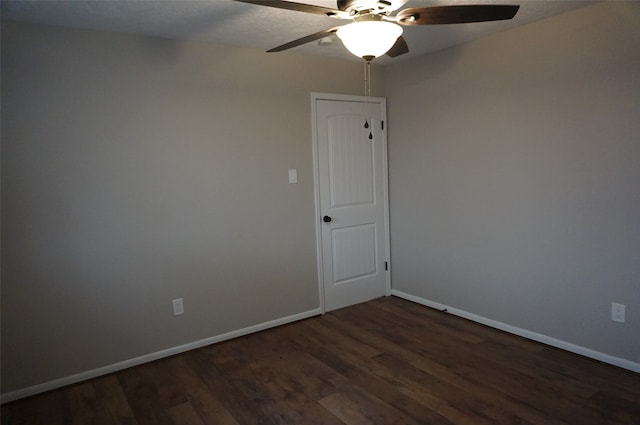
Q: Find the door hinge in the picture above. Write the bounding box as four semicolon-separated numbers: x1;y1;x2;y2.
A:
381;120;384;130
385;261;388;271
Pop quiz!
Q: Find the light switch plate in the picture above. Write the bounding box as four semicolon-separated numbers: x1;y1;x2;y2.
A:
288;169;298;184
173;298;184;316
611;302;625;323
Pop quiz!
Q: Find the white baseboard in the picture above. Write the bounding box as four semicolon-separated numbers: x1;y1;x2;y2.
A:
391;290;640;374
1;308;322;404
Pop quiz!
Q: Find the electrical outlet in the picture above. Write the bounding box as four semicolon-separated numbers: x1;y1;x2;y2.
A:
172;298;184;316
611;302;625;323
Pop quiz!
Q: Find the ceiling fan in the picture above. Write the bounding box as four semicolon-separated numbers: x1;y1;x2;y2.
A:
233;0;520;61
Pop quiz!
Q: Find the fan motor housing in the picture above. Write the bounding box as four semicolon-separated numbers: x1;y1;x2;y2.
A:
337;0;396;14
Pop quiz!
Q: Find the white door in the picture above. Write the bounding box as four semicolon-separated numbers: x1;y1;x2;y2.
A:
312;93;390;312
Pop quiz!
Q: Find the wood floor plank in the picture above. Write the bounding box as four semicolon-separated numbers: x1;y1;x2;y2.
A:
163;356;239;425
383;296;545;353
92;375;139;425
406;351;569;425
322;305;560;424
331;302;560;424
295;317;488;424
390;327;606;424
1;389;68;425
118;359;187;425
537;345;640;401
339;299;609;424
166;402;207;425
319;387;422;425
202;332;345;425
186;349;267;425
3;296;639;425
253;333;348;401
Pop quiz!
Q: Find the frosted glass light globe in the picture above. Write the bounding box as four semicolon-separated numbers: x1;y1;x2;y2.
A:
337;21;403;60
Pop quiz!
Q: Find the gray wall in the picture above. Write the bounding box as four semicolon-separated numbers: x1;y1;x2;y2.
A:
386;2;639;364
1;22;384;394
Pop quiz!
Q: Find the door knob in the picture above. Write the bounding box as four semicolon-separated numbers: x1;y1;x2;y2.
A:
323;215;332;223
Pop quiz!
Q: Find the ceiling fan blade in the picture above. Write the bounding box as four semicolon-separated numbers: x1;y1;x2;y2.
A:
386;35;409;57
233;0;348;18
397;5;520;25
267;27;341;52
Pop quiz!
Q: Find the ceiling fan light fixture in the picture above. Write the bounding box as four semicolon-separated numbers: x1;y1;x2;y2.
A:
336;20;402;60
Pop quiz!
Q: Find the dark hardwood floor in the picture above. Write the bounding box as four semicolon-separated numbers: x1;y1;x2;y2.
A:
3;296;639;424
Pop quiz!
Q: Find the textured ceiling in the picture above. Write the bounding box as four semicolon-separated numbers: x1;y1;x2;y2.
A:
1;0;598;64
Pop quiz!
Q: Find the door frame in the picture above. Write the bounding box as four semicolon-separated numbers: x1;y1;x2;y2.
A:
311;92;391;314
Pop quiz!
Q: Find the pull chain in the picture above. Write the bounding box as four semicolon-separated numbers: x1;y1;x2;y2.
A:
364;59;373;140
365;59;372;98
